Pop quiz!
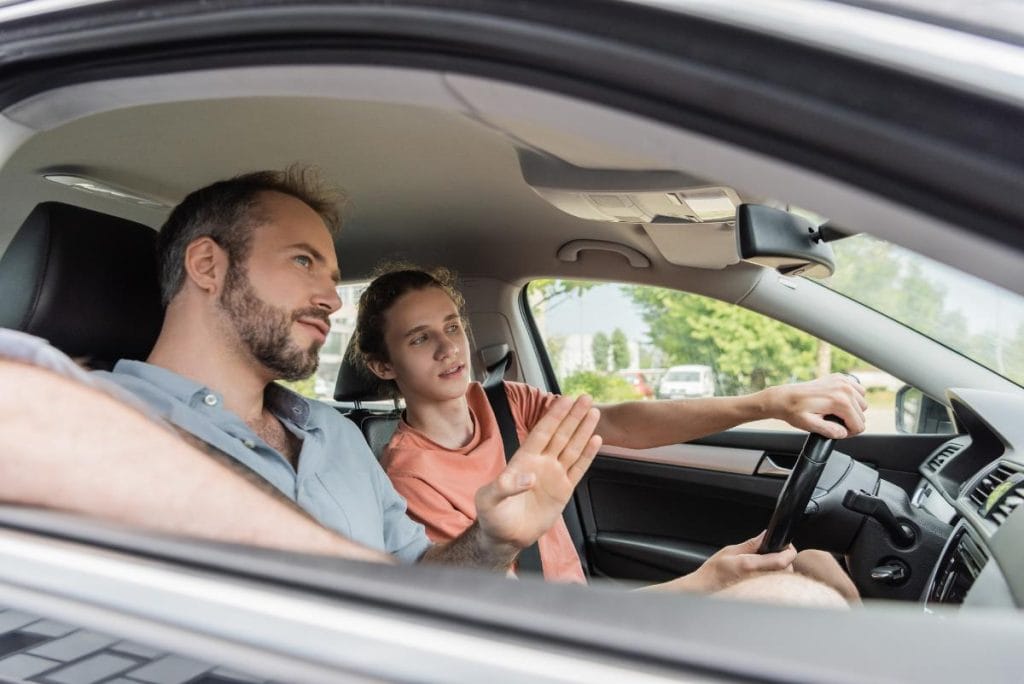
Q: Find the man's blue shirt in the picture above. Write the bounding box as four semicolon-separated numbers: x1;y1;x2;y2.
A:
97;360;431;563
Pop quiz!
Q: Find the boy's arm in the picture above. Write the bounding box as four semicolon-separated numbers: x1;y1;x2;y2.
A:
596;374;868;448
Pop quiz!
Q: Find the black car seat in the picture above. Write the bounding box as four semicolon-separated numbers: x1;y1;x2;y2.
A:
0;202;163;366
333;339;402;461
331;341;518;461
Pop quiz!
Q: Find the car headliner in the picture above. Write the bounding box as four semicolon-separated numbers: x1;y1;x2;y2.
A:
0;70;769;297
1;62;1021;305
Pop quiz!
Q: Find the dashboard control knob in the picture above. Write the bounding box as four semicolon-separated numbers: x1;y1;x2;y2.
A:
871;561;909;585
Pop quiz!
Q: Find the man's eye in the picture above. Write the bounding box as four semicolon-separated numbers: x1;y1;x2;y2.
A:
446;323;461;333
410;335;426;346
294;255;312;268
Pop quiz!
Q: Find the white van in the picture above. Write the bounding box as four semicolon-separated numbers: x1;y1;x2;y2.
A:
657;365;716;399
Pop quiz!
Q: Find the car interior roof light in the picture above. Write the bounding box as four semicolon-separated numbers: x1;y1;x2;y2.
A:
670;188;736;222
43;174;171;208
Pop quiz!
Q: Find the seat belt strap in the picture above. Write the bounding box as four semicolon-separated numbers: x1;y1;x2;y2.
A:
483;354;543;575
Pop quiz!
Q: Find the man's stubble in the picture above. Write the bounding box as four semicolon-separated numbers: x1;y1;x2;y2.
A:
219;266;328;381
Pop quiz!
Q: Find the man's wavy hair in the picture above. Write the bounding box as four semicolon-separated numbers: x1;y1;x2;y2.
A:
156;164;344;306
353;264;467;398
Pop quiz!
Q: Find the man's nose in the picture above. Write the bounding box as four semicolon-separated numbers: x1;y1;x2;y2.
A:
313;282;342;314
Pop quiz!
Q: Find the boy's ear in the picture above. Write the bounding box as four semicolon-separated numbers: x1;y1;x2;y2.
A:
365;358;396;381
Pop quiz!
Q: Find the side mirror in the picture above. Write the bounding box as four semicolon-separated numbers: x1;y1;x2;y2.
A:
895;385;955;434
736;204;835;278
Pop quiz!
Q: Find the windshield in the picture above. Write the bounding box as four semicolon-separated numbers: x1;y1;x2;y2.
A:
818;233;1024;386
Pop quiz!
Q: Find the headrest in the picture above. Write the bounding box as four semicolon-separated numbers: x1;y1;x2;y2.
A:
0;202;163;363
334;337;391;402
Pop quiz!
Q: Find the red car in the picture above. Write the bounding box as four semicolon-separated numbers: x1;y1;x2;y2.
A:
618;370;655;399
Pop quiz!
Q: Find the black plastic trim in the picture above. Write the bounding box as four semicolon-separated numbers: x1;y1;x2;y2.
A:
595;532;715;575
518;283;561;394
518;284;590;572
698;431;950;488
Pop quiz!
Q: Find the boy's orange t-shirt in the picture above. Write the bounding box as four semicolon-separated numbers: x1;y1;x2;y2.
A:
381;381;587;584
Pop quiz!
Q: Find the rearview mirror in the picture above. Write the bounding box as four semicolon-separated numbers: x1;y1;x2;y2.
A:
736;204;835;278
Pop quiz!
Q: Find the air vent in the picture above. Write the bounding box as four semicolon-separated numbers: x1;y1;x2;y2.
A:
926;442;964;472
969;464;1024;524
958;532;989;579
930;528;990;604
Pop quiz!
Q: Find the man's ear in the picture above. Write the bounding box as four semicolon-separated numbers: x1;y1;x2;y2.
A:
183;237;229;295
365;358;396;381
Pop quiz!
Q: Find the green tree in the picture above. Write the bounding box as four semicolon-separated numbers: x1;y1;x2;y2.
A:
812;337;864;375
561;370;638;402
592;331;610;371
625;287;814;392
1006;323;1024;386
638;344;655;369
528;279;597;310
964;320;1024;386
528;278;593;321
546;334;568;377
830;238;966;332
623;235;971;394
624;287;876;393
610;327;630;370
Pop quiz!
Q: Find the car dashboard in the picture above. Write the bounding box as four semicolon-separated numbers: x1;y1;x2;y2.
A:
911;389;1024;610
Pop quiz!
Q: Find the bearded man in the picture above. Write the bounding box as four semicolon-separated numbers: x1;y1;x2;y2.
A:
97;167;605;572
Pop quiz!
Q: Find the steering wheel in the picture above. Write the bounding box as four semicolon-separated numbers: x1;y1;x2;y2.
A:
758;417;843;554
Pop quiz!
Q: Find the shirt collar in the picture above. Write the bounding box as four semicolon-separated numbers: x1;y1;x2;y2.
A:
112;359;314;428
266;381;313;428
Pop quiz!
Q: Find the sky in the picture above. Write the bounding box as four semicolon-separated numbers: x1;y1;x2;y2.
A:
538;284;648;340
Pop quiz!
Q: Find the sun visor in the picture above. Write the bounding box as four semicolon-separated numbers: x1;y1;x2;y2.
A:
519;151;743;269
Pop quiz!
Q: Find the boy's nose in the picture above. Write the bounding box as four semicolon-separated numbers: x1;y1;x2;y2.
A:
435;337;457;359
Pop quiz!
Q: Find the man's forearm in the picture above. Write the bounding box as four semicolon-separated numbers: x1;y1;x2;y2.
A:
419;520;519;572
0;359;393;564
597;394;765;449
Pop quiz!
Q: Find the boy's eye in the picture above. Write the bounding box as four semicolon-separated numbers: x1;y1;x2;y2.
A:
293;254;313;268
410;335;427;346
446;322;461;333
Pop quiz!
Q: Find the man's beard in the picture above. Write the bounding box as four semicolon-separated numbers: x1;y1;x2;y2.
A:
219;268;328;381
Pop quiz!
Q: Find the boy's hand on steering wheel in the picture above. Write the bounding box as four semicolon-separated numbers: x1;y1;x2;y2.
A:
762;373;868;439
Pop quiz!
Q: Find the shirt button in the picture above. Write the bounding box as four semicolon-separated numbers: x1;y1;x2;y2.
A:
203;394;218;407
243;439;256;449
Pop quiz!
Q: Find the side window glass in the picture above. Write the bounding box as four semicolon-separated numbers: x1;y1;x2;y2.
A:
526;280;950;435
